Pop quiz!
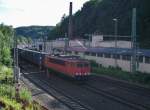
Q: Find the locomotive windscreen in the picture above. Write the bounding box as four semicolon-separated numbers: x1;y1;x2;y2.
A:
49;58;66;65
77;62;89;68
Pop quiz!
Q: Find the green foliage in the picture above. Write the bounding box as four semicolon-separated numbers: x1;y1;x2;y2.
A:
19;88;32;103
27;37;32;44
15;26;54;39
49;0;150;48
25;102;42;110
0;96;22;110
17;35;32;45
0;24;14;66
90;60;99;67
0;65;13;83
0;85;15;98
0;24;14;48
92;66;150;88
1;47;13;66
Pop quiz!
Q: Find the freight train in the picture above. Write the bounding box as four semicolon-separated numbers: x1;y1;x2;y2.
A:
19;48;91;80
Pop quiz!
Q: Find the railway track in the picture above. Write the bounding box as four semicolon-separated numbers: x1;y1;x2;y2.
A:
82;83;149;110
20;66;93;110
85;76;150;110
90;75;150;97
19;61;150;110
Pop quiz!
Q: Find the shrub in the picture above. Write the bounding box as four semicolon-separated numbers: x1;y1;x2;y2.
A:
0;96;22;110
90;60;99;67
19;88;32;104
0;65;13;83
0;84;15;98
92;67;150;88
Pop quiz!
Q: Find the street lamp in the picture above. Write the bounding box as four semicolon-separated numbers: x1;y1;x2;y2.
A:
84;34;92;47
113;18;118;48
113;18;118;67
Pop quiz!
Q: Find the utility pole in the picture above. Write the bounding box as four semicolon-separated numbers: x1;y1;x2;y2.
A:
43;36;47;52
88;34;92;48
131;8;137;73
68;2;73;47
113;18;118;67
13;33;20;100
64;33;68;54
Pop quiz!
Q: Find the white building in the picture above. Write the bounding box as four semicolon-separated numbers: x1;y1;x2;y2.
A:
91;35;131;48
54;47;150;74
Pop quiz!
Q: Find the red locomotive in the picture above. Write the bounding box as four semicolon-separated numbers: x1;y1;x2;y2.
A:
19;48;91;80
44;55;90;80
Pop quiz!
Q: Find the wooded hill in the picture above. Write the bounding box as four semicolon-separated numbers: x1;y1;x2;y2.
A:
49;0;150;48
15;26;54;39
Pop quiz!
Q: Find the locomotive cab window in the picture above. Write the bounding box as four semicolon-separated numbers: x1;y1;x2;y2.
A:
145;57;150;64
70;63;75;67
77;63;83;67
84;63;89;67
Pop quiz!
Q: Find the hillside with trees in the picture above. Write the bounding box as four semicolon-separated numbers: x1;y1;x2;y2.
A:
0;24;13;66
0;24;43;110
15;26;54;39
49;0;150;48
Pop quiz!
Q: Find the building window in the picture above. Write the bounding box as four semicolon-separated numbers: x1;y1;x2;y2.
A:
84;63;89;67
67;51;72;54
122;55;131;61
77;63;83;68
145;57;150;64
91;52;96;56
75;51;78;55
112;54;120;59
138;56;143;63
71;63;75;67
104;53;111;58
85;52;90;55
97;53;103;57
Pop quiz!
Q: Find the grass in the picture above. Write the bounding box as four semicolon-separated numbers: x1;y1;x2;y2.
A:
90;60;150;88
0;84;15;99
0;65;43;110
19;88;32;104
0;65;13;84
0;96;22;110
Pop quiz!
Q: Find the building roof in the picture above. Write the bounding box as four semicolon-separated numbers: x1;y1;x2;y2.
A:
86;47;150;57
49;55;88;62
55;47;150;57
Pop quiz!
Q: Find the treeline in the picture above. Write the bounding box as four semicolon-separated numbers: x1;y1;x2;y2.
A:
0;24;31;66
15;26;54;39
0;24;14;66
17;35;32;45
49;0;150;48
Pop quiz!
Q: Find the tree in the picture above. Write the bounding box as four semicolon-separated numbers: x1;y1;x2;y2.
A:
0;24;14;66
48;0;150;48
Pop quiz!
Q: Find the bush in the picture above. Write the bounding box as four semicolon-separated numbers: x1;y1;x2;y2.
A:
92;67;150;87
0;96;22;110
19;88;32;104
0;84;15;99
90;60;99;67
0;65;13;83
25;102;42;110
1;47;12;66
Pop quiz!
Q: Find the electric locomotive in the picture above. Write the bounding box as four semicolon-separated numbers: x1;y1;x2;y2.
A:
44;55;90;80
19;48;91;80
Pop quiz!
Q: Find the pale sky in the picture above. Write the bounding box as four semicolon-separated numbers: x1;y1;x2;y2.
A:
0;0;89;27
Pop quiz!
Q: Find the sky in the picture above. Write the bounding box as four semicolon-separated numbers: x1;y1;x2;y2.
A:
0;0;89;27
